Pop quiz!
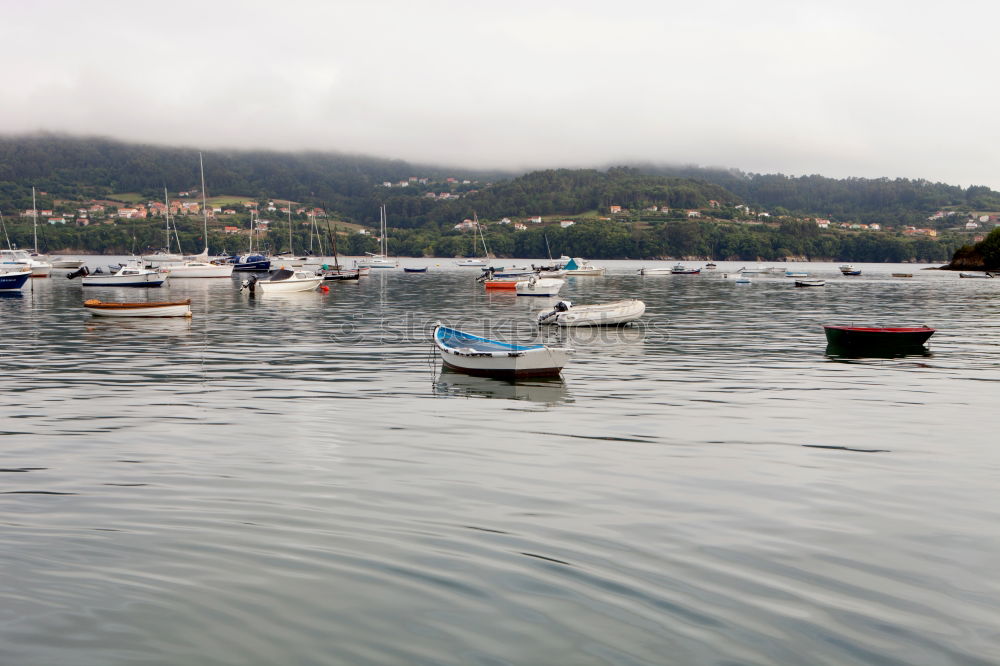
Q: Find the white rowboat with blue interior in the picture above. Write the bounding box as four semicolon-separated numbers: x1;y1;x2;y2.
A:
434;324;571;378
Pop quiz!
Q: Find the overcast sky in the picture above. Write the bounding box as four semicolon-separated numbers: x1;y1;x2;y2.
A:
3;0;998;187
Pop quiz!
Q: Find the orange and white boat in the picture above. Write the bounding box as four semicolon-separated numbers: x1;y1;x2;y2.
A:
83;298;192;318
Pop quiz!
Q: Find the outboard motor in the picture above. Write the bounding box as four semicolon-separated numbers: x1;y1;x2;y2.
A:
66;266;90;280
240;274;258;294
538;300;572;324
476;267;496;283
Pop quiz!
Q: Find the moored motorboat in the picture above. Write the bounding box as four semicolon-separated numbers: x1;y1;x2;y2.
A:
671;263;701;274
78;260;167;287
959;272;994;278
823;324;935;350
242;269;322;293
794;279;826;287
0;269;31;291
161;259;234;278
1;249;51;277
515;276;565;296
403;267;428;273
228;253;272;271
455;258;489;267
639;266;673;276
537;299;646;326
50;257;87;270
562;257;606;276
839;264;862;276
433;323;571;378
318;268;361;281
704;262;717;270
785;271;809;277
83;298;192;318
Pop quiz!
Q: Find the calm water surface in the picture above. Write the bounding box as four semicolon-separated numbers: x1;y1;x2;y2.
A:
2;259;999;665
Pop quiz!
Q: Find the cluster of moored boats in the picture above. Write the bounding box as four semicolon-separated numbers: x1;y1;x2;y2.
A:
1;253;957;376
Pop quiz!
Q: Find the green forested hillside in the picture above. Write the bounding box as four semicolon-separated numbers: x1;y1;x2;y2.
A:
0;134;993;261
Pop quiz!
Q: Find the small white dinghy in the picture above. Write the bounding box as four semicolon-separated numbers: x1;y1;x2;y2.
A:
639;267;673;275
83;299;192;318
515;276;565;296
794;279;826;287
959;272;994;279
242;269;323;294
538;299;646;326
433;324;571;378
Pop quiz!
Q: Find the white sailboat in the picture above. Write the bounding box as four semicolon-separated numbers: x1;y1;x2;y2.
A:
162;154;234;279
454;213;491;267
15;188;53;277
142;187;185;264
356;204;398;268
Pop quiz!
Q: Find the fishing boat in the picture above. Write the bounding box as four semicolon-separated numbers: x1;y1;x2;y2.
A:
823;325;935;350
959;272;994;278
0;268;31;291
563;257;606;276
785;271;810;277
515;276;565;296
403;267;428;273
77;260;167;287
639;266;673;276
433;323;571;378
839;264;862;276
794;279;826;287
537;299;645;326
242;269;322;294
83;298;192;318
671;263;701;274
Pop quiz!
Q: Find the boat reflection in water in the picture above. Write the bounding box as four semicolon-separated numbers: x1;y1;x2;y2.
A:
825;342;933;361
435;370;571;405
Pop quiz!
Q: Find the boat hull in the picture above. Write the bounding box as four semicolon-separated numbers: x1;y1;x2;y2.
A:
484;280;520;290
81;274;166;287
0;270;31;291
823;325;935;349
84;299;192;318
403;267;428;273
256;277;323;293
795;280;826;287
164;262;235;278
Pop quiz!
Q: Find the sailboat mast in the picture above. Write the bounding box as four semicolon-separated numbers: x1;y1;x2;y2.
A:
31;186;38;253
163;186;171;253
287;201;293;255
199;153;209;255
249;209;255;254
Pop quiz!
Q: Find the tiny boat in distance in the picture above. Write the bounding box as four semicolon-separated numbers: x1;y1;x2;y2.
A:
403;267;428;273
959;272;994;279
704;262;717;270
537;299;645;326
455;258;489;267
83;298;192;318
823;325;935;350
671;263;701;274
785;271;809;277
839;264;862;276
639;267;673;276
795;279;826;287
562;257;606;276
433;323;571;378
892;273;913;278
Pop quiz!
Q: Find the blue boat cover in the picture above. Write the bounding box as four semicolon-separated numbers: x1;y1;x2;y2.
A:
564;258;579;271
435;326;544;352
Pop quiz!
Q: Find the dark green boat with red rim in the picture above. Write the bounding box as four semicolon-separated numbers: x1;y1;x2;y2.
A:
823;325;936;350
